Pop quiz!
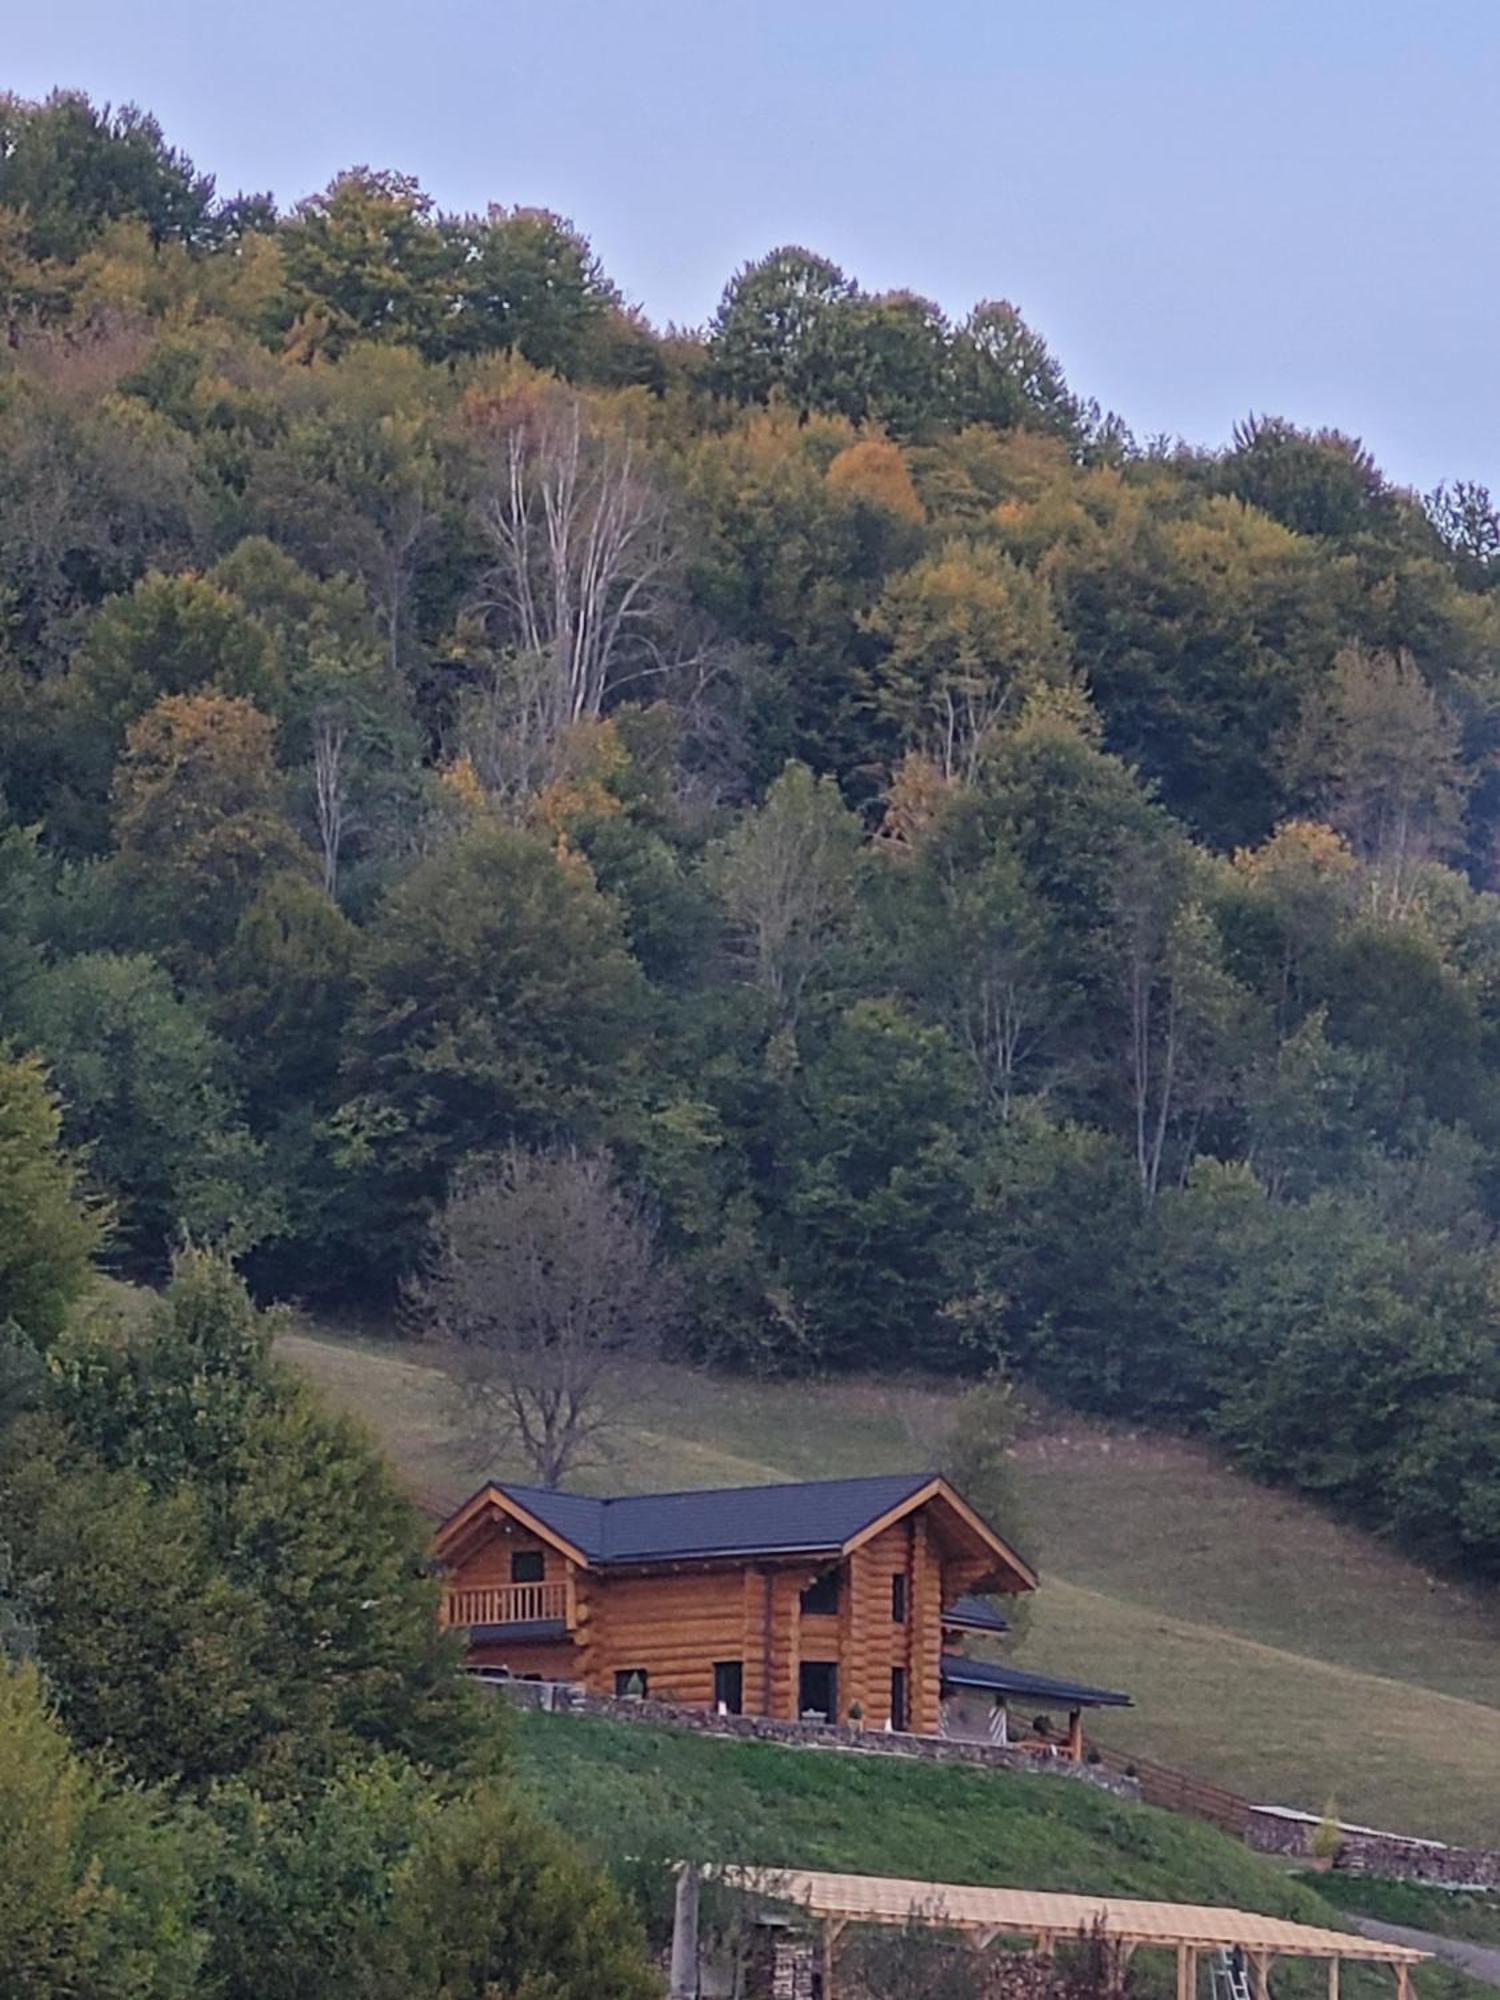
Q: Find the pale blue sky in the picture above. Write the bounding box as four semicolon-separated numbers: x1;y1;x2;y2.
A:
11;1;1500;493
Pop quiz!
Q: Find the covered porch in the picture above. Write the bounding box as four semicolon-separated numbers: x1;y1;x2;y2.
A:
940;1653;1132;1762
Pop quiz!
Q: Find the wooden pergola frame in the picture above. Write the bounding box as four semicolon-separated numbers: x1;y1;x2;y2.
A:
716;1866;1428;2000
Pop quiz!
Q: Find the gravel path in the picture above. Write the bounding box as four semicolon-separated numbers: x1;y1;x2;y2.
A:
1349;1916;1500;1989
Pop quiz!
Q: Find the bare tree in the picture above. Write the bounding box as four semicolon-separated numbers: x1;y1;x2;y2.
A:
468;387;690;732
410;1145;679;1487
311;709;350;897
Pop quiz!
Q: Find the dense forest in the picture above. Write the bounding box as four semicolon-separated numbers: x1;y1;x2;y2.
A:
8;88;1500;1583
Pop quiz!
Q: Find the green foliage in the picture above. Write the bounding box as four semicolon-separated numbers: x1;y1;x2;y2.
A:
0;1662;205;1997
340;820;647;1254
69;569;283;768
10;90;1500;1591
779;997;975;1365
0;1048;100;1347
111;693;312;973
197;1755;438;1999
0;89;217;261
1220;416;1401;542
707;245;860;411
951;299;1081;438
281;169;450;359
10;1252;479;1785
375;1778;657;2000
20;953;273;1270
865;541;1073;775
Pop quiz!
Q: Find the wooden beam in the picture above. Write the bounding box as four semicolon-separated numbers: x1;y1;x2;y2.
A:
1252;1952;1271;2000
823;1918;846;2000
1396;1964;1411;2000
668;1865;699;2000
1327;1959;1340;2000
1067;1707;1084;1761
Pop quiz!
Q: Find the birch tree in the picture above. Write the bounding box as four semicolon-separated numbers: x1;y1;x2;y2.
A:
468;387;684;750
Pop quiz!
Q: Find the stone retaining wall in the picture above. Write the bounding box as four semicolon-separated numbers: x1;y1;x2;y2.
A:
1247;1808;1500;1889
487;1675;1140;1800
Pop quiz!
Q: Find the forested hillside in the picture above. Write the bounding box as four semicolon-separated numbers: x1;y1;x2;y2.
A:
8;90;1500;1583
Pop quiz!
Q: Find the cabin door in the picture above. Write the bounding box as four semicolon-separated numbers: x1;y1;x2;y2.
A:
798;1660;837;1722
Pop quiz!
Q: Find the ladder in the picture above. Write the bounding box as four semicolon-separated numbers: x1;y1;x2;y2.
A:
1211;1950;1256;2000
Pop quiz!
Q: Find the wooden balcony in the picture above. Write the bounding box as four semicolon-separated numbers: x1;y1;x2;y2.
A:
441;1581;569;1629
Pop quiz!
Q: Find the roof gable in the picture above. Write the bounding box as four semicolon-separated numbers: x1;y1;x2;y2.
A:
436;1470;1035;1588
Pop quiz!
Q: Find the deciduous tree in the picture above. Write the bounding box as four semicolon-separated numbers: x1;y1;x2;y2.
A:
413;1144;677;1486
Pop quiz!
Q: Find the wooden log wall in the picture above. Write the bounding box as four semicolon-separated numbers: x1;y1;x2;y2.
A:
909;1512;942;1736
446;1492;1024;1729
449;1514;567;1590
467;1638;579;1678
586;1567;819;1707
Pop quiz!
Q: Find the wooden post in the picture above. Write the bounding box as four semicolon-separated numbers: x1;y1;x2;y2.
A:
1327;1960;1339;2000
1176;1945;1192;2000
823;1918;846;2000
668;1865;699;2000
1067;1707;1084;1761
1252;1953;1271;2000
1395;1964;1411;2000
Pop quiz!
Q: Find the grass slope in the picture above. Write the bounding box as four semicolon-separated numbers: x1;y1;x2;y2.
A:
1312;1878;1500;1951
281;1329;1500;1845
509;1712;1481;2000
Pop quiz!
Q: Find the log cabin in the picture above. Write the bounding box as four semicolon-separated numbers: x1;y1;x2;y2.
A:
433;1470;1129;1745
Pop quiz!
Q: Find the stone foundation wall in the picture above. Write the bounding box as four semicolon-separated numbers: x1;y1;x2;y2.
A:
487;1675;1139;1800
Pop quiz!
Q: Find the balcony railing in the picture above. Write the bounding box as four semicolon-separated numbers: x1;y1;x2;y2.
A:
442;1581;568;1629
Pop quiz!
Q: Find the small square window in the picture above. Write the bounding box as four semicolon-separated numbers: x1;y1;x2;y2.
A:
800;1570;840;1616
615;1669;648;1698
891;1574;908;1624
510;1549;545;1584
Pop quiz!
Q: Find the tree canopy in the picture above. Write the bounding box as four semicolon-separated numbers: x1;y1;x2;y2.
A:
5;88;1500;1595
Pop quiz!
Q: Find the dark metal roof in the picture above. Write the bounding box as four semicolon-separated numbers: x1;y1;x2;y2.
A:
943;1594;1011;1634
939;1652;1131;1709
498;1471;936;1565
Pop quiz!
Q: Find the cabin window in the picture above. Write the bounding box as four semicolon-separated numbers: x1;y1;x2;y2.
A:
891;1574;907;1623
615;1669;648;1698
890;1666;908;1732
713;1660;744;1714
800;1569;840;1616
798;1660;837;1721
510;1549;545;1584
